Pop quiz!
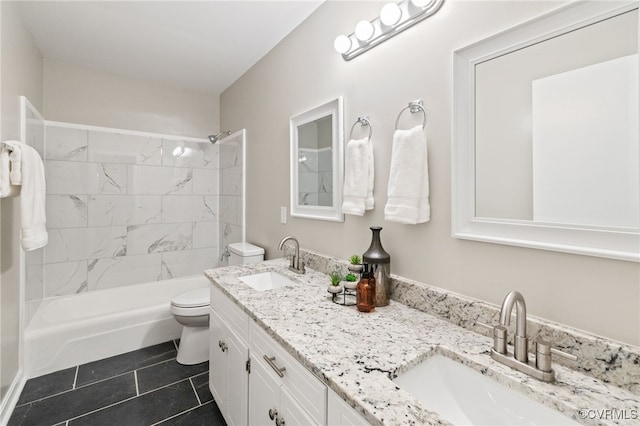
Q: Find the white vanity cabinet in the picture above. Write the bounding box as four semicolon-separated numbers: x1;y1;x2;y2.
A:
209;285;250;426
209;284;328;426
327;388;370;425
249;324;327;426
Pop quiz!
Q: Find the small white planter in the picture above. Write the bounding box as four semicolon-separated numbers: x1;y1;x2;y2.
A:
327;285;343;294
348;264;364;273
343;280;358;290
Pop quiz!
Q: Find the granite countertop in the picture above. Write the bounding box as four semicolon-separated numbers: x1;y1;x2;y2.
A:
205;259;639;426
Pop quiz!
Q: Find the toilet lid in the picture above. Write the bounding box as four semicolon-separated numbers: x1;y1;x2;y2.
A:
171;288;210;308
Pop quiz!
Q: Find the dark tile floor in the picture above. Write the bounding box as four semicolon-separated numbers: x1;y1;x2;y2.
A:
9;340;226;426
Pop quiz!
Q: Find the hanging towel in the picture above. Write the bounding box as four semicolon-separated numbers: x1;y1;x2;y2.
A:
0;148;21;198
342;137;374;215
384;125;430;224
2;140;48;250
3;140;23;184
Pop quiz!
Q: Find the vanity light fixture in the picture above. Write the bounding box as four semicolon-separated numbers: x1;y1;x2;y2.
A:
380;3;402;27
355;20;375;41
334;0;445;61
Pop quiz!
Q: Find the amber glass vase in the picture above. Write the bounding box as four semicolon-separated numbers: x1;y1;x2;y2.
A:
356;266;376;313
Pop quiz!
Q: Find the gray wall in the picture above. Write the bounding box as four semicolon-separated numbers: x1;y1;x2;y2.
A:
221;1;640;345
0;0;43;401
43;60;219;138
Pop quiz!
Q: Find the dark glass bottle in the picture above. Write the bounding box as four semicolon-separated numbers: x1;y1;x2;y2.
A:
356;265;376;313
362;226;390;307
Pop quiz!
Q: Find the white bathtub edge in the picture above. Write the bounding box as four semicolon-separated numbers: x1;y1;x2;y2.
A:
23;275;211;379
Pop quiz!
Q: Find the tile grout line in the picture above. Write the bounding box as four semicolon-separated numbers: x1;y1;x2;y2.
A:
64;376;202;424
189;377;202;406
63;393;141;424
138;374;205;398
134;370;140;396
149;401;213;426
72;366;79;389
18;354;191;405
22;355;182;405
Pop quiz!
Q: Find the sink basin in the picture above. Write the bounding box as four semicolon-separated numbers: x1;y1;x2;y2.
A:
393;355;578;425
239;271;295;292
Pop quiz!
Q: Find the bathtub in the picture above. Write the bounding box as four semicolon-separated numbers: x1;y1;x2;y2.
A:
24;275;211;379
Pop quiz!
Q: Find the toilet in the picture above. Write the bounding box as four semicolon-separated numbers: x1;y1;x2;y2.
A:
170;242;264;365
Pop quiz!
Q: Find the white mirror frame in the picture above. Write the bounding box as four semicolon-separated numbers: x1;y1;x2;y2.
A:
290;97;344;222
452;1;640;262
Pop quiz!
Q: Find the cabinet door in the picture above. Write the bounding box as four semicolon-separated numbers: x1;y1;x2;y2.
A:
225;326;249;426
327;389;370;425
209;308;227;411
280;385;321;426
248;354;280;426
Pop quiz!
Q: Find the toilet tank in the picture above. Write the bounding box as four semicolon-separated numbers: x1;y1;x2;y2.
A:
228;242;265;265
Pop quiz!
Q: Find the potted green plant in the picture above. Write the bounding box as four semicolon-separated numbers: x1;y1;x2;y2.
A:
343;273;358;290
348;255;363;273
328;271;343;294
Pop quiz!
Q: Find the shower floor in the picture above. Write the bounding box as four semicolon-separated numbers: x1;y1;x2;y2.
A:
8;340;225;426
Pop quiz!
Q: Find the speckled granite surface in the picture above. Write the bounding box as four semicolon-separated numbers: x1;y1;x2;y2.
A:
205;258;640;426
296;248;640;395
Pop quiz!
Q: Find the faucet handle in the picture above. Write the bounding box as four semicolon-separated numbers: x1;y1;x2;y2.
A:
475;321;507;354
535;339;577;372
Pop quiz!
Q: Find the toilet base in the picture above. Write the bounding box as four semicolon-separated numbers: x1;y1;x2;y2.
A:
176;325;209;365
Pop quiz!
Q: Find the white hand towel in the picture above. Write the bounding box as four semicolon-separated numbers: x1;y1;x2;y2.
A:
342;138;374;215
0;148;21;198
365;139;374;210
3;141;48;250
3;140;23;184
384;125;430;224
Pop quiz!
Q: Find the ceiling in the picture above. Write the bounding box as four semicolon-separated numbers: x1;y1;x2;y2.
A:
16;1;324;95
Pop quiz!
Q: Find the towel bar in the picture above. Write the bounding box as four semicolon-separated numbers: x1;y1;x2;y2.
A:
395;100;427;130
349;116;372;141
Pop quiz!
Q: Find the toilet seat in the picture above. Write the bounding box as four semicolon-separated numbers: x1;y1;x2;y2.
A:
170;304;209;317
171;288;210;308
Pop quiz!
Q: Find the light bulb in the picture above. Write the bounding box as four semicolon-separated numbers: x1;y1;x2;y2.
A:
380;3;402;26
410;0;431;8
355;20;375;42
334;35;352;54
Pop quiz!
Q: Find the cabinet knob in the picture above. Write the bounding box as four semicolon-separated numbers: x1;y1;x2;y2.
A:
218;340;228;352
276;416;286;426
268;408;278;421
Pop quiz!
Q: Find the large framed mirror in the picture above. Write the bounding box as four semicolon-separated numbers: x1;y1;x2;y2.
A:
290;97;344;221
453;1;639;261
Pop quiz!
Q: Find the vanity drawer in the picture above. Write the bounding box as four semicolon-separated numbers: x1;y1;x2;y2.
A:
250;322;327;424
211;284;249;341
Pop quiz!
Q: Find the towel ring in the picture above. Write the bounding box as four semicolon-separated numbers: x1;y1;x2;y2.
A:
395;100;427;130
349;116;372;141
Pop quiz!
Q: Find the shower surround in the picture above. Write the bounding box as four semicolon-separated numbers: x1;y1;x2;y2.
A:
26;122;229;301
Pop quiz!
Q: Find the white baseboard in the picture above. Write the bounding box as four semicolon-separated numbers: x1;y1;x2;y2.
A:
0;369;26;426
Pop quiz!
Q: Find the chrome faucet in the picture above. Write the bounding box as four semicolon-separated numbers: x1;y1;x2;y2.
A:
278;236;305;274
499;291;528;363
219;245;231;262
481;290;577;382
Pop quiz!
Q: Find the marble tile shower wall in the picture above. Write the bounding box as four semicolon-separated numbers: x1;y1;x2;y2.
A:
218;136;243;252
30;124;221;298
298;148;332;206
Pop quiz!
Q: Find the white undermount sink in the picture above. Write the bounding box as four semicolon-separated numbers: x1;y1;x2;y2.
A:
393;354;579;425
239;271;295;292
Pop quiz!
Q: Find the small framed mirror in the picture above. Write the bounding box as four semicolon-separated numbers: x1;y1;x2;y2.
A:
453;1;639;261
290;97;344;222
